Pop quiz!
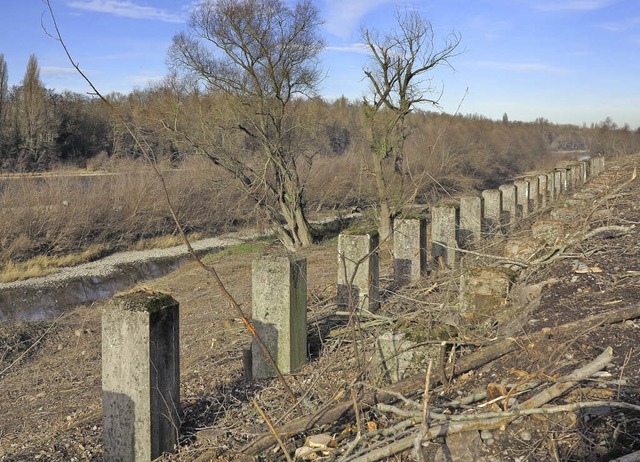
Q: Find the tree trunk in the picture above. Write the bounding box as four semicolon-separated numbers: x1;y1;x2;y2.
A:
277;197;313;251
276;168;314;251
372;152;394;241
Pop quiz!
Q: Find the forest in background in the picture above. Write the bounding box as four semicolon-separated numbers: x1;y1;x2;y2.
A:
1;54;639;176
1;50;640;270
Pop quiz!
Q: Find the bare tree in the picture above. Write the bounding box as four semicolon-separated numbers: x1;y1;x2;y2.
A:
0;54;8;127
168;0;324;250
362;10;461;239
17;54;49;169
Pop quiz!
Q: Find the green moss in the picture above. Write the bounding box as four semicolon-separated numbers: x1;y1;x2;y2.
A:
341;216;379;236
205;241;264;260
115;291;177;313
397;212;426;221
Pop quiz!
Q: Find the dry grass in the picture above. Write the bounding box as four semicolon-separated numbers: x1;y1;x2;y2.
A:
0;156;253;269
0;244;111;282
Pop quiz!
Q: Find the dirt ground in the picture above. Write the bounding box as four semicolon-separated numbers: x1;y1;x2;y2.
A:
1;153;639;461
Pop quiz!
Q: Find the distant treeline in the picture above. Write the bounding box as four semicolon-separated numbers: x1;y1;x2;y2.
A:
1;54;639;180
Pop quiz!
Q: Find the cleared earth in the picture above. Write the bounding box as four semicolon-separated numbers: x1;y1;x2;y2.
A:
1;154;639;461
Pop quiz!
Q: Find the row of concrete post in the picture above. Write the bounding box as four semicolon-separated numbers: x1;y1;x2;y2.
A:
100;156;604;460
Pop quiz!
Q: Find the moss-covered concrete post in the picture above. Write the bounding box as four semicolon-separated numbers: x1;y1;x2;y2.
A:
459;196;482;248
481;189;502;235
394;217;427;284
431;204;459;269
338;232;380;311
251;255;307;379
102;292;180;462
514;179;530;218
499;184;517;225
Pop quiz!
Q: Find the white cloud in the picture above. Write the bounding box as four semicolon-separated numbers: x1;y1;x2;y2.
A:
598;17;640;32
477;61;568;75
41;66;78;78
67;0;184;23
322;0;399;40
534;0;618;12
325;43;370;55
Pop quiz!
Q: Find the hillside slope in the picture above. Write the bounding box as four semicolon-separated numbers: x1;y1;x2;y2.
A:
1;153;639;461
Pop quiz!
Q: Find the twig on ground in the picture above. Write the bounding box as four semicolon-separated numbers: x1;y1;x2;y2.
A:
252;398;293;462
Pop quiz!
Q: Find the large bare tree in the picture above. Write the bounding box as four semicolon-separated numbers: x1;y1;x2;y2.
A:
362;10;461;239
168;0;324;250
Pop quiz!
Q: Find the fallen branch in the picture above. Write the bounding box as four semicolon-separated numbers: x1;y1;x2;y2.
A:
345;347;614;462
241;305;640;456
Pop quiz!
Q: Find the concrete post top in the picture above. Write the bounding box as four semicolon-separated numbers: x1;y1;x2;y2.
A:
433;200;460;209
340;225;379;238
110;290;177;313
396;214;427;222
254;253;307;264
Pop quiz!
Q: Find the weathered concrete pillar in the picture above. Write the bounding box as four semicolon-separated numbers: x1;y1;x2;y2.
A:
481;189;502;235
546;172;556;202
591;156;605;175
538;174;548;207
374;332;417;383
571;164;581;189
102;292;180;462
579;160;590;183
394;217;427;285
459;196;483;248
338;232;380;311
555;168;567;194
252;255;307;379
499;184;517;225
553;170;563;197
431;204;459;269
528;177;540;211
568;164;580;189
514;179;530;218
460;267;513;314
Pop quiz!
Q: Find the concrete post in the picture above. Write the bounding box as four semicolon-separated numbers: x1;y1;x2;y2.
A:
528;177;540;211
338;232;380;312
394;217;427;285
431;204;459;269
556;168;567;194
481;189;502;235
591;156;605;175
251;255;307;379
579;160;589;183
553;170;563;196
514;179;530;217
538;174;548;207
102;292;180;462
547;172;556;202
459;196;482;248
499;184;517;225
567;164;580;191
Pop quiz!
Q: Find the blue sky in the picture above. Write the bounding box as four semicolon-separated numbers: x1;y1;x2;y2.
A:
1;0;638;128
